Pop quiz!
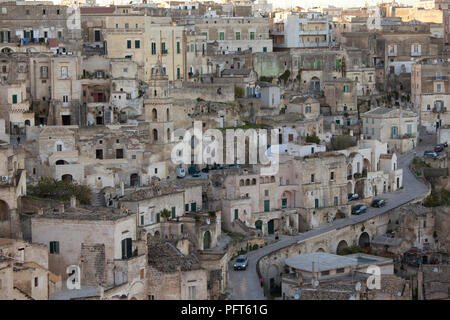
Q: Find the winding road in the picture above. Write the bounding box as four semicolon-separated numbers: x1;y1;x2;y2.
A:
227;134;434;300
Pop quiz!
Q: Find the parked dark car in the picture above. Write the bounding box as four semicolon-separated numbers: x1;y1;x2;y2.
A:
233;255;248;270
434;145;444;153
371;199;386;208
348;193;360;201
351;204;367;215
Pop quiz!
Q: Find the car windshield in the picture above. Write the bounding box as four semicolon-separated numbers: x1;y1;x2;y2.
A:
236;258;246;263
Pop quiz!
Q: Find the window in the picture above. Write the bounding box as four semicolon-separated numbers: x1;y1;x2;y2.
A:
407;124;412;135
336;268;345;273
62;95;68;103
330;171;334;181
12;94;17;104
185;203;189;212
188;286;196;300
162;42;167;54
34;277;39;287
61;66;68;78
321;270;330;276
171;206;176;218
315;199;319;208
264;200;270;212
372;128;375;135
125;23;129;29
343;85;349;92
135;40;140;49
311;174;315;183
436;83;442;93
282;198;287;209
372;118;374;124
121;238;132;259
176;41;180;54
151;42;156;55
235;32;240;40
234;209;238;220
57;144;62;152
116;149;124;159
177;67;181;80
140;215;144;226
305;106;311;113
219;32;224;40
334;196;338;206
40;66;48;78
49;241;60;254
127;40;132;49
263;47;267;52
250;31;255;40
264;190;269;197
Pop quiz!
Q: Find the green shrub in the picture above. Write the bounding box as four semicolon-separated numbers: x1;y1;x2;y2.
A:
234;85;245;99
28;177;92;205
305;134;320;144
424;189;450;207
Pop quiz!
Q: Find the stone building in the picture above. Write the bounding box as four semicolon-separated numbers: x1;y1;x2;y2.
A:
146;239;208;300
30;199;147;300
361;107;418;153
411;58;450;132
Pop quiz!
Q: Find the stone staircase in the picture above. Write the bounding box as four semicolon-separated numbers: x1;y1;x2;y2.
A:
91;190;106;207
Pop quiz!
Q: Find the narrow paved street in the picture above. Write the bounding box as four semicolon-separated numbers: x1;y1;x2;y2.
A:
228;133;435;300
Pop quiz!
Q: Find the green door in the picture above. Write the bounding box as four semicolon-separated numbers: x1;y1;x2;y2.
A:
268;220;274;235
121;238;132;259
315;199;319;208
234;209;238;220
185;204;189;212
282;198;287;209
255;220;262;230
264;200;270;212
171;207;176;218
191;202;196;212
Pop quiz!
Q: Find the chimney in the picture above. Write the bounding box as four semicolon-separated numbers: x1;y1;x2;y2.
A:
59;204;65;213
70;196;77;208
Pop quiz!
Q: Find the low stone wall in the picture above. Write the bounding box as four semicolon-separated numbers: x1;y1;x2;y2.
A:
171;84;234;102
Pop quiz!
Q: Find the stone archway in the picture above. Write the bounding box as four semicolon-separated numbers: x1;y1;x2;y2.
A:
203;231;211;249
154;231;160;238
130;173;139;187
267;264;280;295
316;248;325;252
358;232;370;248
355;179;365;199
61;174;73;182
336;240;349;254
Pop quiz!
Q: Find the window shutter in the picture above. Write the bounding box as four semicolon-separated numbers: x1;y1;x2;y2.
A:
7;31;10;43
121;239;126;259
0;32;3;43
126;238;132;259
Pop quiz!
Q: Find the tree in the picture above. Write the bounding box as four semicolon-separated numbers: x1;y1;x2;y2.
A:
234;85;244;99
278;69;290;85
305;134;320;144
159;208;172;219
28;177;92;205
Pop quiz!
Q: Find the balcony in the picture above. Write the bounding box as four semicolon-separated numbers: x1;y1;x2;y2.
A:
105;28;144;34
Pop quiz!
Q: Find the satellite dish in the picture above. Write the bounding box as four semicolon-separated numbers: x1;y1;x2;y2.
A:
355;282;362;292
294;293;300;300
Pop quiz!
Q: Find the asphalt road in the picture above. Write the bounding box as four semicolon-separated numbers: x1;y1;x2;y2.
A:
227;135;434;300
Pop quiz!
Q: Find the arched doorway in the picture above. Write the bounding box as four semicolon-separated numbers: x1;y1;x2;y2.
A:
130;173;139;187
268;219;274;235
56;160;68;165
255;220;263;231
154;231;160;238
309;77;320;92
336;240;348;254
61;174;73;182
267;264;280;295
355;179;365;199
203;231;211;249
316;248;325;252
0;200;9;222
152;108;157;121
25;120;31;126
358;232;370;247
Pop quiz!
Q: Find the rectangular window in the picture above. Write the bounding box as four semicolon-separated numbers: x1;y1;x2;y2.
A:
171;206;176;218
321;270;330;276
315;199;319;208
264;190;269;197
40;66;48;78
94;30;101;42
234;209;238;220
311;174;315;183
336;268;345;273
185;203;189;212
61;66;68;78
282;198;287;209
343;85;349;92
140;215;144;226
34;277;39;287
219;32;224;40
135;40;140;49
96;149;103;159
12;94;17;104
162;42;166;54
191;202;196;212
334;196;338;206
49;241;60;254
177;41;180;54
151;42;156;55
250;31;255;40
188;286;196;300
235;32;240;40
177;67;181;80
116;149;124;159
57;144;62;152
263;47;267;52
127;40;131;49
407;124;412;135
330;171;334;181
